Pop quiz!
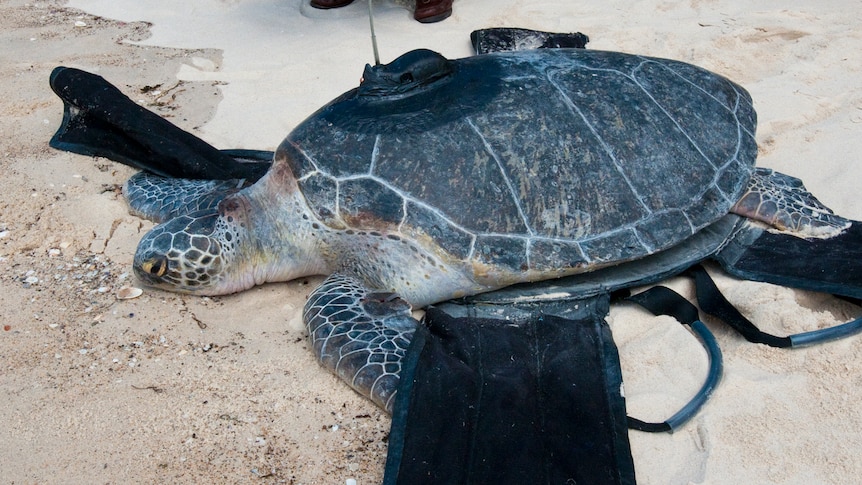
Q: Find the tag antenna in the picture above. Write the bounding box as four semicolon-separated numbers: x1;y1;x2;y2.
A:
368;1;381;65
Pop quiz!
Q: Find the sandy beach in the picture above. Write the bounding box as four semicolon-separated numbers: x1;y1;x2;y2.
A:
2;0;862;483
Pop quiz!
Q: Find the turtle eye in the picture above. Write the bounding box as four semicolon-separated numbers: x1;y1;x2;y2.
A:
142;255;168;277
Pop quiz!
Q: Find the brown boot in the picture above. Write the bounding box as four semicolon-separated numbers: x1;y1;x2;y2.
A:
310;0;355;9
414;0;453;23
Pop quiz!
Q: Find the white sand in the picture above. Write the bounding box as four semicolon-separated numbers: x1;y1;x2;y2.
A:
2;0;862;483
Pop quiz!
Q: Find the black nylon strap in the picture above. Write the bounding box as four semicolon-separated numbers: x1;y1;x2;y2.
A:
384;297;636;485
687;264;862;347
625;263;862;433
685;265;792;348
624;285;723;433
626;286;699;326
625;287;696;433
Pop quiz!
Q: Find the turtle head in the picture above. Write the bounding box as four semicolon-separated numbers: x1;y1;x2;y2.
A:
133;195;257;295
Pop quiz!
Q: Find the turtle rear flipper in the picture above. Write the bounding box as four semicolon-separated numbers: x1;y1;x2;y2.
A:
730;168;850;238
722;168;862;299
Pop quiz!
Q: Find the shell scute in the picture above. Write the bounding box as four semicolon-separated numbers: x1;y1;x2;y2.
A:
474;235;528;273
467;74;650;238
402;202;473;260
548;66;720;213
648;57;746;112
529;239;587;272
298;172;340;225
338;178;404;229
634;61;745;168
579;228;644;265
634;209;693;251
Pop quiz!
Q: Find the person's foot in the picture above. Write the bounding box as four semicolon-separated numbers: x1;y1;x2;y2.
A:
310;0;355;9
414;0;453;23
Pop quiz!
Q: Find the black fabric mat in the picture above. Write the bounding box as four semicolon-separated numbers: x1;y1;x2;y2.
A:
385;296;635;485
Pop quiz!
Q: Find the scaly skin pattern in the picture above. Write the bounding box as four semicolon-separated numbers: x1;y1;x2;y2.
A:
124;172;250;223
731;168;850;238
303;273;418;413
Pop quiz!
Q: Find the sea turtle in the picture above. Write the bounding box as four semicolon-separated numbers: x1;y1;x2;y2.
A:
115;47;850;411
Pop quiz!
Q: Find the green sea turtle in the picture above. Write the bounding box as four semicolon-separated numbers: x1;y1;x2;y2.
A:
120;47;850;411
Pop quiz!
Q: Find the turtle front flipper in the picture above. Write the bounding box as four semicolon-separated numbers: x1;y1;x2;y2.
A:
124;172;253;223
304;274;418;413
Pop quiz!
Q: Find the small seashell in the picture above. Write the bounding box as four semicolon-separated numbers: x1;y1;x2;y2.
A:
117;286;143;300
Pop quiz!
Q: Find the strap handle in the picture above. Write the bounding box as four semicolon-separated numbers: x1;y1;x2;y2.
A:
624;286;723;433
624;264;862;433
686;265;862;348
